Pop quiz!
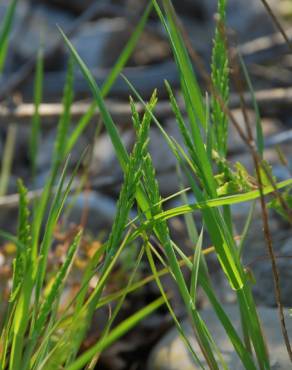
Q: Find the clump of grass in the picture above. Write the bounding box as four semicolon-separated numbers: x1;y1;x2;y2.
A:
0;0;292;369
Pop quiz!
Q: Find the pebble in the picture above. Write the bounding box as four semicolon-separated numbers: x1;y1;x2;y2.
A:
252;237;292;307
65;190;118;232
228;109;283;154
11;4;73;68
148;304;292;370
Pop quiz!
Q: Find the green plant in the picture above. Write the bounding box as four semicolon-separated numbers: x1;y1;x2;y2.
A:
0;0;292;369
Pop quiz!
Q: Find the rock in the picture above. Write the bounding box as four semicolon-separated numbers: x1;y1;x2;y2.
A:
0;1;27;39
39;0;95;14
0;125;30;178
228;109;283;154
148;304;292;370
12;4;73;68
181;0;275;63
37;128;88;174
71;18;131;70
12;125;31;166
0;2;28;74
65;190;118;232
172;0;208;20
89;129;133;182
89;118;189;197
272;163;292;181
72;17;171;69
226;0;274;40
149;119;187;196
252;237;292;307
89;122;186;197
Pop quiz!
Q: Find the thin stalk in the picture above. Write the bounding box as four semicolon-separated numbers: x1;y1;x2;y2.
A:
0;124;17;196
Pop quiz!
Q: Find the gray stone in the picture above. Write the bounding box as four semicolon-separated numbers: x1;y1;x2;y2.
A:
148;305;292;370
89;130;133;180
182;0;275;63
41;0;95;14
252;237;292;307
71;18;131;69
11;4;73;67
228;109;283;153
65;191;117;232
37;128;88;174
148;119;187;196
226;0;275;40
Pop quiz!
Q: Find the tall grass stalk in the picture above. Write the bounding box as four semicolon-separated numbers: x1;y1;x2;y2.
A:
29;46;44;178
0;124;17;197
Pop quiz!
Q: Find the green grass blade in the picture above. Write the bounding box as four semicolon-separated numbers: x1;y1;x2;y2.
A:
172;243;258;370
0;0;18;72
0;124;17;197
65;3;152;154
39;231;132;370
59;28;129;170
1;182;32;370
53;56;74;167
128;181;291;240
66;297;165;370
10;180;31;302
60;24;157;217
190;229;203;303
145;242;206;369
177;165;199;243
65;102;96;155
85;246;145;370
238;53;264;157
238;201;256;257
101;3;153;97
67;297;164;370
29;47;44;178
22;230;82;370
152;0;205;127
44;102;154;367
151;179;292;223
30;58;75;264
152;1;217;197
138;142;223;369
34;156;77;304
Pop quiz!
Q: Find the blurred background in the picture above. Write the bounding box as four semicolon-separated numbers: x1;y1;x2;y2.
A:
0;1;292;369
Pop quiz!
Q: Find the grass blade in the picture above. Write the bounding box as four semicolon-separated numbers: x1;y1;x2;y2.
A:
0;124;17;197
65;3;153;155
29;47;44;178
238;53;264;157
22;230;82;370
190;229;203;303
59;28;129;170
66;297;165;370
0;0;18;72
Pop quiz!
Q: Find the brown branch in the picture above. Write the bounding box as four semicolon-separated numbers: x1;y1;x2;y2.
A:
0;99;174;126
259;0;292;52
2;87;292;125
253;150;292;361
